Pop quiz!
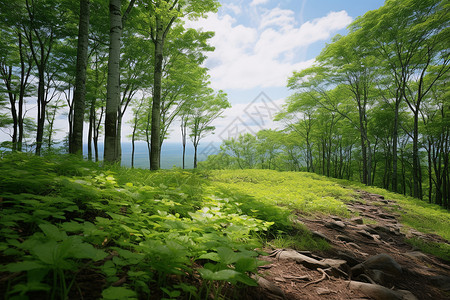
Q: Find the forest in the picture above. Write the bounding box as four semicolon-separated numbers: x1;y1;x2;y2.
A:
0;0;449;299
201;0;450;209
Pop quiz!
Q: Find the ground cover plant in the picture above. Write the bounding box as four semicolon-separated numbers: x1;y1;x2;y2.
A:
0;153;273;299
1;153;449;299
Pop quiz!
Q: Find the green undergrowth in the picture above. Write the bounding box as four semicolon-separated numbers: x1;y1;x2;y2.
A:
0;153;274;299
208;169;354;217
2;154;448;299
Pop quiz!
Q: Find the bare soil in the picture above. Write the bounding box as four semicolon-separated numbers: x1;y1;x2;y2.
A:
250;191;450;300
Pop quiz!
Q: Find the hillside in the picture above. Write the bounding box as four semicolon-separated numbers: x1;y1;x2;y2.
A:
1;154;449;299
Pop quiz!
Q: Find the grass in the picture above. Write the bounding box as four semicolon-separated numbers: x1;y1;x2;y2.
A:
1;154;449;298
209;169;450;261
208;169;354;217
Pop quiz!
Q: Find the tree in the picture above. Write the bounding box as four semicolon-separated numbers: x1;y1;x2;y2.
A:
70;0;90;155
189;89;229;168
353;0;450;195
104;0;135;163
316;33;377;185
146;0;220;170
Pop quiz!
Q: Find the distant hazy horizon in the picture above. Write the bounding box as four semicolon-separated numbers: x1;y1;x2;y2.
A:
83;142;220;169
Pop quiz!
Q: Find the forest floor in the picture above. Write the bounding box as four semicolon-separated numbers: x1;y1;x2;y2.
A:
250;190;450;300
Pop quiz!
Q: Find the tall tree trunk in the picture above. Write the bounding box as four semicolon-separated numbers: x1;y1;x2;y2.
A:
116;110;123;162
0;65;18;150
150;16;164;170
131;126;136;168
87;100;95;161
104;0;122;163
71;0;90;155
180;114;188;169
426;139;433;203
35;68;46;156
93;107;103;162
391;99;400;192
193;142;198;169
18;32;31;152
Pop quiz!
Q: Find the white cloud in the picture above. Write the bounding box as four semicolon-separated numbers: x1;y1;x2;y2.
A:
223;3;242;15
186;10;352;90
259;7;296;30
250;0;270;6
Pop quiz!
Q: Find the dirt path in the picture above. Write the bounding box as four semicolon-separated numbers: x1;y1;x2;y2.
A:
251;191;450;300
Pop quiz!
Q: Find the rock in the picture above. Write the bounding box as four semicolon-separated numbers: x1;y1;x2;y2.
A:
337;251;361;267
356;224;378;234
330;215;342;221
372;225;392;233
430;275;450;291
367;269;395;286
404;251;432;263
316;287;332;295
337;235;354;242
348;281;418;300
325;220;346;230
379;213;396;220
356;230;374;240
354;254;402;277
350;217;364;224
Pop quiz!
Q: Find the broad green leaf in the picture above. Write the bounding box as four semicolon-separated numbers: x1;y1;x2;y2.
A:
38;224;67;241
102;286;137;299
198;252;220;262
217;247;239;264
236;273;258;286
72;242;108;261
210;269;240;281
6;261;44;272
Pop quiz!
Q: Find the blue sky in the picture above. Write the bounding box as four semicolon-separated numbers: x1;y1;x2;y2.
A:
184;0;385;146
0;0;386;151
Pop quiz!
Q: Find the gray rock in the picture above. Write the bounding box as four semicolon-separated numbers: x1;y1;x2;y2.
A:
348;281;418;300
356;230;374;239
337;234;354;242
351;217;364;224
316;287;333;295
337;251;361;267
430;275;450;291
325;220;346;230
358;253;403;277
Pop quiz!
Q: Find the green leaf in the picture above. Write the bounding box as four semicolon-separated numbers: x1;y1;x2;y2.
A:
217;247;239;264
198;268;239;281
198;252;220;262
102;286;137;299
6;261;45;272
72;242;108;261
32;241;58;265
235;257;258;272
236;273;258;286
211;269;240;281
38;224;67;241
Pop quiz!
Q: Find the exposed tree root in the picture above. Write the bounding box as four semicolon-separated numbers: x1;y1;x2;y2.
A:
302;268;329;288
